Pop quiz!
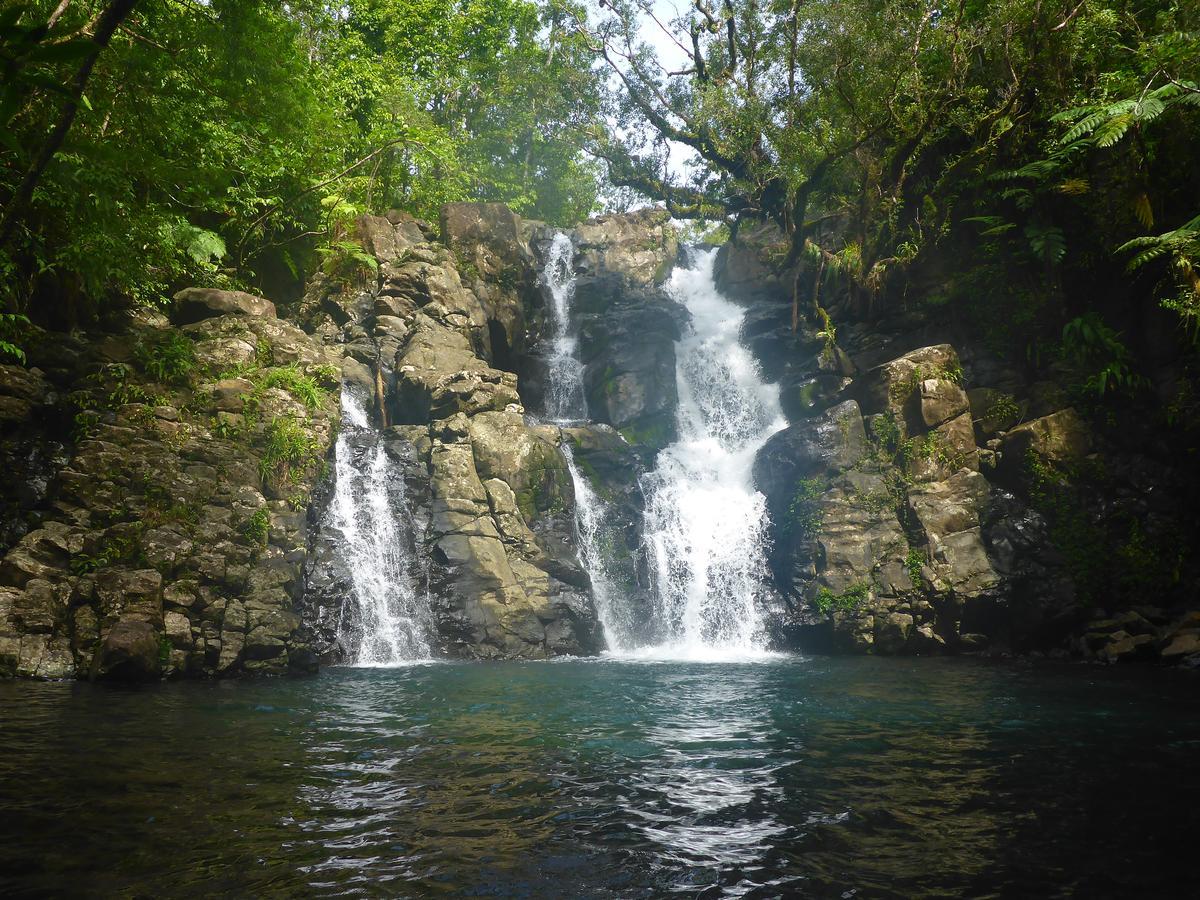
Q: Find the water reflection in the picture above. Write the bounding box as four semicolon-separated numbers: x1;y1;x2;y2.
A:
0;658;1197;897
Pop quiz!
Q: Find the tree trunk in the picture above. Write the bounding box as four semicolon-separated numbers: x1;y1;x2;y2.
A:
0;0;140;249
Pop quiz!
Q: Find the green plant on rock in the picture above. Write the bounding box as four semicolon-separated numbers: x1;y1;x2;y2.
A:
785;478;824;540
240;506;271;547
905;548;927;591
72;410;101;443
157;634;173;667
258;415;320;485
982;392;1022;432
812;581;870;616
253;364;329;410
135;332;196;385
870;411;902;456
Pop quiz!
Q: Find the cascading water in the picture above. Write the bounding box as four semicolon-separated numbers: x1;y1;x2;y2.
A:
639;249;787;658
329;389;433;665
542;232;587;424
538;232;628;646
539;235;785;658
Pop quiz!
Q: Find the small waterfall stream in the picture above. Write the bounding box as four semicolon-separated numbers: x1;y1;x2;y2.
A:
542;232;587;424
540;237;785;658
330;389;433;665
539;232;626;645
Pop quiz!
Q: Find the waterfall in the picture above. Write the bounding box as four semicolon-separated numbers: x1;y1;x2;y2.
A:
538;232;629;647
330;389;433;665
639;249;787;658
539;235;785;659
542;232;587;424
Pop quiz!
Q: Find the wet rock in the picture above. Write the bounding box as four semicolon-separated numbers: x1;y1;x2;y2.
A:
573;274;687;455
93;618;161;681
753;400;869;503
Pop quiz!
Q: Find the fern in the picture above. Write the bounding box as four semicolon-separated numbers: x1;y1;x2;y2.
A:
1025;223;1066;265
0;313;29;363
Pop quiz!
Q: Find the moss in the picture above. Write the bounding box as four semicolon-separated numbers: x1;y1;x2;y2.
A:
618;417;672;450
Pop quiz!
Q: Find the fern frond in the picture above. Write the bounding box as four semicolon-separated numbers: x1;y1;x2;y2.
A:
1057;178;1090;195
1093;113;1133;148
1060;111;1107;143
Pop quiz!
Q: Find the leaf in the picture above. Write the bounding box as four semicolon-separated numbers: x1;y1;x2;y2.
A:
1025;223;1066;265
0;5;30;32
171;224;227;266
1060;111;1106;144
1093;113;1133;148
1056;178;1090;196
1133;193;1154;229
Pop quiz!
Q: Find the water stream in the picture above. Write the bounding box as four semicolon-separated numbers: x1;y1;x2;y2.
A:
329;390;433;665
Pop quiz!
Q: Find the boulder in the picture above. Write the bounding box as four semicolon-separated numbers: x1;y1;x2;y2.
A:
858;344;962;441
1000;408;1092;466
753;400;869;507
574;208;678;286
93;618;162;681
356;212;424;262
172;288;277;324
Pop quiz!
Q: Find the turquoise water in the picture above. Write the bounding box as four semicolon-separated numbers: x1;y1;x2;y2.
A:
1;656;1197;897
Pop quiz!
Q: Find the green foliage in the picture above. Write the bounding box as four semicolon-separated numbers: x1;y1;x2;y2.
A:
158;634;172;666
983;393;1022;432
812;582;870;617
0;313;29;362
0;0;602;316
1061;313;1146;396
252;365;329;411
785;478;824;540
258;415;320;486
135;332;196;385
240;506;270;547
905;548;926;592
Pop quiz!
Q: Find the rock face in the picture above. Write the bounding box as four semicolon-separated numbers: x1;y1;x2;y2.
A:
0;299;340;680
574;274;688;454
724;217;1199;664
574;208;678;287
524;209;686;456
0;202;687;678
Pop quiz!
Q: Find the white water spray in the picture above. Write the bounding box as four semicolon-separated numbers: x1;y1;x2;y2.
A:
330;390;433;665
638;249;787;659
